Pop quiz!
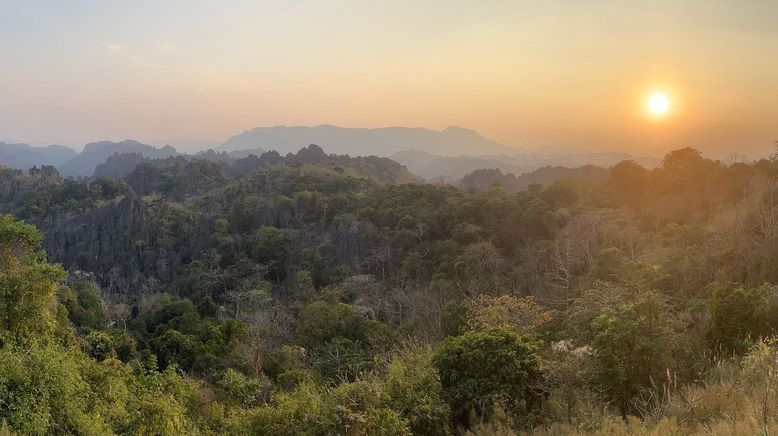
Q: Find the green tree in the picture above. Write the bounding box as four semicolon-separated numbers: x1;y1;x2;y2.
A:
707;282;778;354
609;160;649;206
384;348;452;435
296;301;367;348
217;368;270;407
314;337;372;382
432;329;544;427
253;226;290;281
0;214;67;345
589;290;688;418
58;282;106;330
0;345;111;434
243;381;411;436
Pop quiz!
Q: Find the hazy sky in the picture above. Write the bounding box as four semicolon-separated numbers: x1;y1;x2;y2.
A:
1;0;776;156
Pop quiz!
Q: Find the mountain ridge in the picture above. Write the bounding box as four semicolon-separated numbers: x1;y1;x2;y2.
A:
219;125;516;156
2;126;661;180
391;149;660;181
0;142;77;169
58;140;178;177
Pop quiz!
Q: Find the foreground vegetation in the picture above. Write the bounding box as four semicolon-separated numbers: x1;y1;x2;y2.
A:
3;146;778;434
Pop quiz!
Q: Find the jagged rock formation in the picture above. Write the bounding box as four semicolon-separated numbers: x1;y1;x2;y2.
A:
37;195;214;295
0;145;419;294
126;157;227;200
0;165;62;203
93;152;149;178
92;145;419;187
221;144;421;184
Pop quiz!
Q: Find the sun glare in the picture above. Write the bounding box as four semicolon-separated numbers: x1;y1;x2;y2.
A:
647;93;671;115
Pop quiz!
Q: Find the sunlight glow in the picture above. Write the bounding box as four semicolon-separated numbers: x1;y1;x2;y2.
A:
647;93;671;115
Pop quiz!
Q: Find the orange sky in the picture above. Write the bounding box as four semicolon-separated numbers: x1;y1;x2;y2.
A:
1;1;776;156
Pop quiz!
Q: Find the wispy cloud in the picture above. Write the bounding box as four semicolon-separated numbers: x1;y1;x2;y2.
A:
99;41;169;70
101;42;125;54
128;57;167;70
156;42;176;56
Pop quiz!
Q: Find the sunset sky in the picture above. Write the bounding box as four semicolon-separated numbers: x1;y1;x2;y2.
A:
1;0;776;156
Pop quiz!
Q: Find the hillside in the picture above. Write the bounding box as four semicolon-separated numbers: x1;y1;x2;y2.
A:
93;152;149;178
4;147;778;434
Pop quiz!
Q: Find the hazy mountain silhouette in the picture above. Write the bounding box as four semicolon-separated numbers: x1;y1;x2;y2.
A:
219;125;514;156
5;127;659;180
93;147;270;179
391;150;660;181
58;140;178;177
0;142;77;169
221;125;660;180
459;165;610;192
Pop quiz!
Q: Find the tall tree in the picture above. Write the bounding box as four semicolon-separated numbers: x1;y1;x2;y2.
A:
0;214;66;345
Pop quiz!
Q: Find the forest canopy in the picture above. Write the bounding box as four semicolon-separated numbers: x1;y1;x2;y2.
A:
3;146;778;434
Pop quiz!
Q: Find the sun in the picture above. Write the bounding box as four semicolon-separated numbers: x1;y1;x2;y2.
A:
647;93;671;115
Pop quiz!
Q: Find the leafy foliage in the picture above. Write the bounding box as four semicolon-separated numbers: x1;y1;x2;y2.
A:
6;146;778;433
433;329;544;426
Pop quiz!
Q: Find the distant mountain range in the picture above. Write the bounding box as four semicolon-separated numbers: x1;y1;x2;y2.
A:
0;142;77;169
219;125;659;180
0;125;661;179
390;149;660;181
458;166;611;192
219;125;515;156
58;140;178;177
0;140;180;177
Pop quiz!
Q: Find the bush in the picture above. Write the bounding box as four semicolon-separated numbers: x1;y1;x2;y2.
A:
433;328;544;428
384;347;452;435
242;381;411;435
217;368;270;407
